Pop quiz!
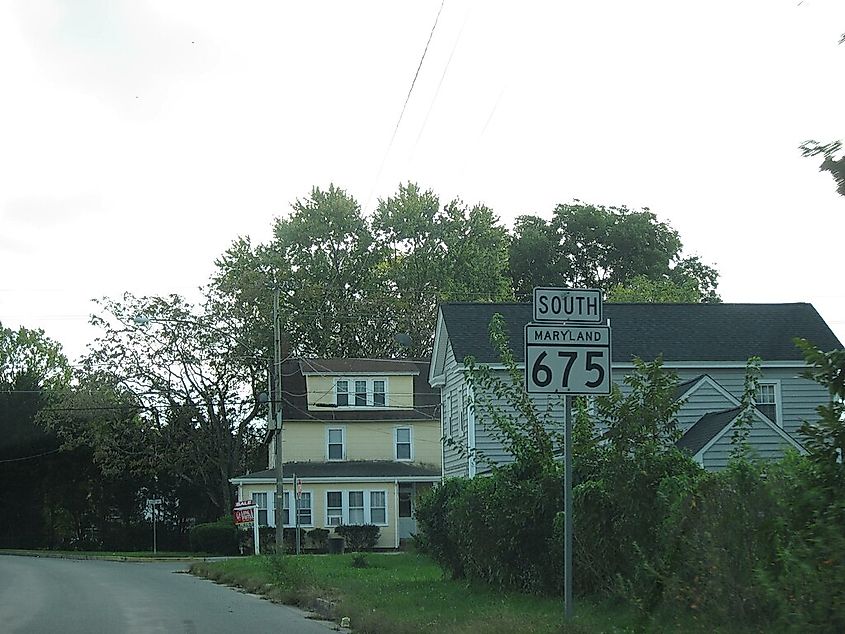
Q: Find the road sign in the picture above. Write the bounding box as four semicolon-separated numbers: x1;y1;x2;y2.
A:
296;478;303;501
533;287;602;324
148;498;162;505
525;324;611;394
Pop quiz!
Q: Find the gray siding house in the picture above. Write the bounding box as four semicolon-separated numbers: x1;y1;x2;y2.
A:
429;302;841;476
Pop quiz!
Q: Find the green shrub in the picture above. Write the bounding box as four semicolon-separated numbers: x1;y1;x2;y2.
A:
334;524;380;551
189;516;238;554
307;528;329;552
414;478;470;578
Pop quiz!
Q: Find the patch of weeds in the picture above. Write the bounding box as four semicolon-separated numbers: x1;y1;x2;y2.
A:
351;553;369;569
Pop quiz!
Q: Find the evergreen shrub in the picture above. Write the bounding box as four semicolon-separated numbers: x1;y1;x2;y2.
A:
189;516;238;554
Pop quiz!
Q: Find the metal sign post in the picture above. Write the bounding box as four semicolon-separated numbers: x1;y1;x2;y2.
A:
526;288;611;622
148;498;162;554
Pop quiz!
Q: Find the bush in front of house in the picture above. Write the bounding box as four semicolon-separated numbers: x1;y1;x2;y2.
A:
189;516;238;554
334;524;380;551
307;528;330;552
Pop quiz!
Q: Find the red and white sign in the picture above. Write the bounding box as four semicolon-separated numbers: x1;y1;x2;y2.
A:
233;500;256;526
296;478;303;500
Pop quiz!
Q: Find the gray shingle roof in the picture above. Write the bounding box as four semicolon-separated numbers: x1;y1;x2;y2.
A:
232;460;441;481
676;408;740;455
299;359;421;375
440;302;841;364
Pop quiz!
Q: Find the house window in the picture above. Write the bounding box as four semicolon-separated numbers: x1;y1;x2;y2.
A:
252;492;268;526
336;380;349;407
334;377;390;407
755;383;778;423
370;491;387;525
354;380;367;406
326;491;343;526
395;427;412;461
296;492;313;527
327;427;345;461
348;491;365;525
282;491;290;526
373;380;386;406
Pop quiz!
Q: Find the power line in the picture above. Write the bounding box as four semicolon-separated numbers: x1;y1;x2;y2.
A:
0;448;61;464
365;0;447;213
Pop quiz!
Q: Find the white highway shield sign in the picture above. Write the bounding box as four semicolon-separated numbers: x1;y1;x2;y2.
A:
525;324;612;395
533;287;603;324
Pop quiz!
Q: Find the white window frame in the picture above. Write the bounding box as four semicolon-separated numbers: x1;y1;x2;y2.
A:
348;490;365;525
334;377;390;408
394;426;413;461
326;490;344;527
252;492;269;527
293;491;313;528
369;490;388;526
755;380;781;426
323;489;389;527
326;426;346;461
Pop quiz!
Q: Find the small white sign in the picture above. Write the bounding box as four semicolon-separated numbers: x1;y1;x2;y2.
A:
533;287;603;324
525;324;612;394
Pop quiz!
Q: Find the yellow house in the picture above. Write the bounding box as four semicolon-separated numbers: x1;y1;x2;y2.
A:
230;358;441;549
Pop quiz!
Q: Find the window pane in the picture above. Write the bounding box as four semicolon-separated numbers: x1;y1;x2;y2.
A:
329;429;343;443
373;381;385;406
355;380;367;406
348;491;364;507
397;428;410;443
328;444;343;460
370;490;386;524
283;491;290;526
327;491;343;526
337;380;349;406
397;443;411;460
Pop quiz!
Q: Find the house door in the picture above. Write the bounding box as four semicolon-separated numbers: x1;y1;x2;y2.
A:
398;483;416;539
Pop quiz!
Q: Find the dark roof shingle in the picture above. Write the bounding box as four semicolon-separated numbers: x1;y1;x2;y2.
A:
440;302;841;364
676;408;740;455
233;460;441;481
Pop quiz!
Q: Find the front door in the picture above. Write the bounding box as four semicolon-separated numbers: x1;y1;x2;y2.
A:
398;483;416;539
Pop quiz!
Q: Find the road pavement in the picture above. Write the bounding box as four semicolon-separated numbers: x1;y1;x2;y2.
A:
0;555;337;633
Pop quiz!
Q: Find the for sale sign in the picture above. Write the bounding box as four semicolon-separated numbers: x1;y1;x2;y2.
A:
233;500;256;526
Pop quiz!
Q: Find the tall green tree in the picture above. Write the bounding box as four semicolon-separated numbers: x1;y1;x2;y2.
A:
374;182;512;357
509;202;719;301
0;323;73;547
212;182;513;360
47;294;267;515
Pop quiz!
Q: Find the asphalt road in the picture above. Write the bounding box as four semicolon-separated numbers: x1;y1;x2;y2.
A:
0;555;337;634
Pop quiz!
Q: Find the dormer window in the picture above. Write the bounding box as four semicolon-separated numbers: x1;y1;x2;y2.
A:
334;377;389;408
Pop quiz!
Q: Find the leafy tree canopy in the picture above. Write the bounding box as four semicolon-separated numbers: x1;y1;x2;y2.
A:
510;202;719;302
800;140;845;198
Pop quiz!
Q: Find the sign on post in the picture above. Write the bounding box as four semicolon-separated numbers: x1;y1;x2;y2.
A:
233;500;260;555
533;287;603;324
525;324;611;395
526;287;611;623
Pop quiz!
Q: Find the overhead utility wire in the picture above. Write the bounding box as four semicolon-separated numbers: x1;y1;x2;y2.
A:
364;0;447;213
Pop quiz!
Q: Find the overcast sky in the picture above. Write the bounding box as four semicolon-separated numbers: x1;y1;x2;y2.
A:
1;0;844;362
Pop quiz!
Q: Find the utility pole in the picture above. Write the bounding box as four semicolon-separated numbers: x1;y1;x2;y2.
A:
273;289;285;553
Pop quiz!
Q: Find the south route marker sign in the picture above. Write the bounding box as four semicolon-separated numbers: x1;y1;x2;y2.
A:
525;324;612;394
533;287;602;324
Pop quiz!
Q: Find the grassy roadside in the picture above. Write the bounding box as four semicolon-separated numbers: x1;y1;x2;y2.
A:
190;552;639;633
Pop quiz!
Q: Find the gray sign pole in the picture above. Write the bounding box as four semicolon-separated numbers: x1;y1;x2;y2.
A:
564;395;573;620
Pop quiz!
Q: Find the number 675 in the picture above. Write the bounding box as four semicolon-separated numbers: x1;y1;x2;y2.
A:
531;350;605;389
